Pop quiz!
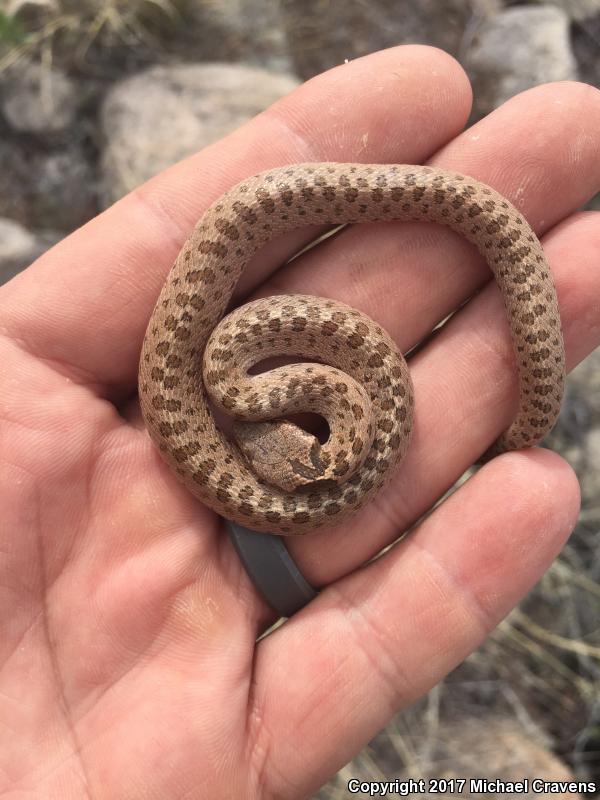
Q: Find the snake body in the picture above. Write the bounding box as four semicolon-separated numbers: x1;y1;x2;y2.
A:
138;163;565;535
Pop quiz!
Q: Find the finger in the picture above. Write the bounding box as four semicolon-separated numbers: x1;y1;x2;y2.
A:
284;209;600;585
0;45;472;396
249;449;580;799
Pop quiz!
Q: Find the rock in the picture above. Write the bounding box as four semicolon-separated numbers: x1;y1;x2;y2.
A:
467;6;578;117
100;63;299;205
32;147;97;229
0;138;97;231
572;11;600;88
0;218;58;285
531;0;600;20
280;0;500;80
1;60;78;135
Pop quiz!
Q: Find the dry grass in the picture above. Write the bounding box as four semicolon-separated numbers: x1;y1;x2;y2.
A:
0;0;191;72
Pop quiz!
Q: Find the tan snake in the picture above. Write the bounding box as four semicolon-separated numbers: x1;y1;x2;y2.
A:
138;163;565;535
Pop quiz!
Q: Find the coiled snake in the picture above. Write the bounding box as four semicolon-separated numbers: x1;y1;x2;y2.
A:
138;163;565;535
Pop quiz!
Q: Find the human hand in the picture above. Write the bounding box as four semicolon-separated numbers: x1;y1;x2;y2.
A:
0;46;597;798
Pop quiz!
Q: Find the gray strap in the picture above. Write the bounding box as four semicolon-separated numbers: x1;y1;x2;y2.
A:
226;521;318;617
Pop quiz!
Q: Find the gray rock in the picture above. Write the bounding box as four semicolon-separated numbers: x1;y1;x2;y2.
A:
572;11;600;88
100;63;299;205
534;0;600;21
1;60;78;134
280;0;500;80
467;6;578;116
0;138;97;231
0;218;58;285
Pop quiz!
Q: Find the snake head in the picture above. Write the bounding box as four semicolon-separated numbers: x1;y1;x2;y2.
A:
233;420;331;493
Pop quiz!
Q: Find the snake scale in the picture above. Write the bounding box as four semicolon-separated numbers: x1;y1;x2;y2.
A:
139;163;565;535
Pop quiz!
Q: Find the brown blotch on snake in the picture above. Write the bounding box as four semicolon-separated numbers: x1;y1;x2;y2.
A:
138;163;565;535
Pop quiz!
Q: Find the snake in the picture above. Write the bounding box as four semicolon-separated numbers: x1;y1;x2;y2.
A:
138;163;565;535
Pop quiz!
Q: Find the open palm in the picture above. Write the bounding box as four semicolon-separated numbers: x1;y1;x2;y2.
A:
1;46;597;799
